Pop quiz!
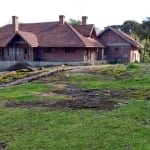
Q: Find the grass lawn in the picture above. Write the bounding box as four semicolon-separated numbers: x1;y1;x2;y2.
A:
0;63;150;150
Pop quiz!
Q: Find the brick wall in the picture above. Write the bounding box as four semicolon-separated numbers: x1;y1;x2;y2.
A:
100;30;127;43
99;30;134;63
33;48;85;62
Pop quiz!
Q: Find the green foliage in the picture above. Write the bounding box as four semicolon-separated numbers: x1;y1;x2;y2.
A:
69;18;81;25
121;20;140;35
127;63;140;69
0;72;28;83
0;70;47;84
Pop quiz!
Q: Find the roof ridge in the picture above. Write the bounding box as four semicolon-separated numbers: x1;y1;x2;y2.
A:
20;21;58;25
66;23;86;46
74;24;94;26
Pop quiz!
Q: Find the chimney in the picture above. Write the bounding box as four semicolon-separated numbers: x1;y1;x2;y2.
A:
59;15;65;24
82;16;88;25
12;16;19;32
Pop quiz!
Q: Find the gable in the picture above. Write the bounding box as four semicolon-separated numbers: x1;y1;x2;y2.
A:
99;30;129;45
6;32;38;47
98;27;143;49
73;24;94;37
7;34;26;46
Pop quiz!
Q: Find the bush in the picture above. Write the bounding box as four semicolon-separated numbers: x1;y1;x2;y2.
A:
127;63;139;69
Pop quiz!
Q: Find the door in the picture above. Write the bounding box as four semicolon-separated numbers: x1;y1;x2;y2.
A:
15;48;24;61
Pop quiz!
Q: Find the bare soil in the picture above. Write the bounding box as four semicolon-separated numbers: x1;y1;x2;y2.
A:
3;86;123;110
1;67;131;110
3;99;117;110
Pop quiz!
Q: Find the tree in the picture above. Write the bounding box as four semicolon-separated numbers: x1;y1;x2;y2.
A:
69;19;81;25
142;17;150;40
121;20;140;35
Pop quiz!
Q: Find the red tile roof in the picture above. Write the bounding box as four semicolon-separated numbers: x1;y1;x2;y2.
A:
8;31;38;47
67;23;104;47
0;21;104;48
73;24;95;37
98;27;143;48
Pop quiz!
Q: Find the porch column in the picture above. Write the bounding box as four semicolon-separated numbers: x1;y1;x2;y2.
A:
13;44;16;61
101;48;104;60
84;49;88;63
29;46;33;61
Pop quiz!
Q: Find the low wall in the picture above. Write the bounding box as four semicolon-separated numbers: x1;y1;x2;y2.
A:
0;60;107;71
0;61;83;71
29;61;84;67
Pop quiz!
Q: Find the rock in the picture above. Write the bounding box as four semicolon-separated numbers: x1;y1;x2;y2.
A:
7;61;32;71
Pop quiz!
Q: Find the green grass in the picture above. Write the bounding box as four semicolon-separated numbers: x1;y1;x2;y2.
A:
69;64;150;89
0;101;149;149
0;63;150;149
0;83;59;102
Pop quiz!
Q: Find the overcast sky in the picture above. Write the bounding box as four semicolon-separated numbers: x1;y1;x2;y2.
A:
0;0;149;29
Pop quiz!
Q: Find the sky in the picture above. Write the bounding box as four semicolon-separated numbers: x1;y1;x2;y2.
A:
0;0;149;29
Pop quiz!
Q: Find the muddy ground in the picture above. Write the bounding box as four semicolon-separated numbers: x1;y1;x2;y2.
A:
3;86;121;110
2;66;148;111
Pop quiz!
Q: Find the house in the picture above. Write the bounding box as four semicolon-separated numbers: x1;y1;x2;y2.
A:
0;15;105;69
97;27;143;63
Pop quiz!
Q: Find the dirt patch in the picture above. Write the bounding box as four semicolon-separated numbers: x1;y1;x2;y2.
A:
56;86;129;101
3;101;56;108
51;99;117;110
2;86;148;110
3;86;121;110
3;99;117;110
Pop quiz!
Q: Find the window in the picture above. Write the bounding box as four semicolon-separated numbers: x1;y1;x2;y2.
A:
8;48;23;57
65;48;75;53
123;54;128;59
107;49;112;54
16;48;23;56
45;48;53;53
8;48;14;56
115;48;119;51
